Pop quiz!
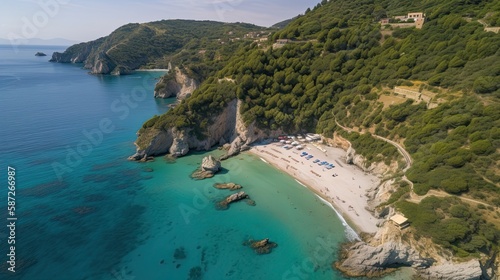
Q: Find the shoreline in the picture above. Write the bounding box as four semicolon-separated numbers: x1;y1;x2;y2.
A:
135;69;169;72
247;141;381;235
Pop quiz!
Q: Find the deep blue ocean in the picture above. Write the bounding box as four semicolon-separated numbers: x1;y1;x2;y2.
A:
0;45;410;280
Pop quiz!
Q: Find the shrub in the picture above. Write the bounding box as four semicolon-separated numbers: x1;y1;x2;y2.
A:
470;140;494;155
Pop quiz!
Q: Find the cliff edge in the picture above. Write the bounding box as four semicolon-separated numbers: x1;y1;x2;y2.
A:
128;99;282;161
154;67;199;100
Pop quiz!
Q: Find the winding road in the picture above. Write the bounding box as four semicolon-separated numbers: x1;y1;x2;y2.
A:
334;118;494;208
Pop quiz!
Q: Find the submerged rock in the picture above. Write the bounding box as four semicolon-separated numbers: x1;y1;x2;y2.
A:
243;238;278;254
173;247;186;260
188;266;203;280
213;182;242;190
163;154;177;164
245;199;256;206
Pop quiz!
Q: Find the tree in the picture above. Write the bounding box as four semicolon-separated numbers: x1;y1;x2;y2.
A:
448;56;466;68
473;76;498;94
449;204;471;219
470;140;494;155
441;178;468;194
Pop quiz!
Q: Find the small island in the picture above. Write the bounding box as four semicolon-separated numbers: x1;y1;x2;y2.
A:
35;52;47;56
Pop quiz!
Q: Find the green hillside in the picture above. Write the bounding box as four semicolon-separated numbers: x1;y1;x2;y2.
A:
142;0;500;257
50;20;267;75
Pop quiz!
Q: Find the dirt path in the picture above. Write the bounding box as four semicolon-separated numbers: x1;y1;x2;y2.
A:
335;118;494;208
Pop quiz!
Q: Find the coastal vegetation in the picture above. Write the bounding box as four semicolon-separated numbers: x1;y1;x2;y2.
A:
397;197;499;258
143;0;499;258
55;0;500;261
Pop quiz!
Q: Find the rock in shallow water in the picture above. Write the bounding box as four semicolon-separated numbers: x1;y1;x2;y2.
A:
191;155;221;180
173;247;186;260
216;191;251;210
201;155;221;173
188;266;203;280
213;182;242;190
243;238;278;254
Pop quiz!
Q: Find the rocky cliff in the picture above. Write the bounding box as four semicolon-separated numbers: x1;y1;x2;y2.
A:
49;38;104;64
128;99;282;161
336;240;434;278
154;67;199;99
49;36;134;75
49;22;170;74
336;221;484;279
326;132;488;279
418;260;482;280
324;133;398;175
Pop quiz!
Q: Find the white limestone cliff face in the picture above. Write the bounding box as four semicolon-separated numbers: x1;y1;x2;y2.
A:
336;220;485;279
169;131;190;157
154;67;199;100
418;260;482;280
129;99;284;160
337;240;434;277
93;59;112;74
130;99;238;159
201;155;221;173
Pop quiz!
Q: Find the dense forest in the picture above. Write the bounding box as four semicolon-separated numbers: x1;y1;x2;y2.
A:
51;20;268;75
141;0;500;257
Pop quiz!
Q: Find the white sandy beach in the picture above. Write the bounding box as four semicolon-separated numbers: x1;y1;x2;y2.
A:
249;141;381;234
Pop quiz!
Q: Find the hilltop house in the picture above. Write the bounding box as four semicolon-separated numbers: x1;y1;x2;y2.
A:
381;12;426;29
407;12;424;20
272;39;291;49
394;12;424;21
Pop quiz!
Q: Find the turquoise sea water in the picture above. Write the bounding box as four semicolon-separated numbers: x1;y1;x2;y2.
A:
0;45;411;280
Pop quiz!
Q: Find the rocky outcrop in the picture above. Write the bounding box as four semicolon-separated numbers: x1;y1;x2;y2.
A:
154;67;199;100
220;136;250;160
217;191;253;209
191;155;221;179
201;155;221;173
213;183;242;190
128;128;174;160
336;240;434;278
346;146;368;169
87;52;116;74
49;24;149;74
418;260;482;280
243;238;278;254
35;52;47;56
50;38;104;64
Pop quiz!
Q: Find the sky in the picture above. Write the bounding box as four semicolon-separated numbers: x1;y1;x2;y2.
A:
1;0;320;43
